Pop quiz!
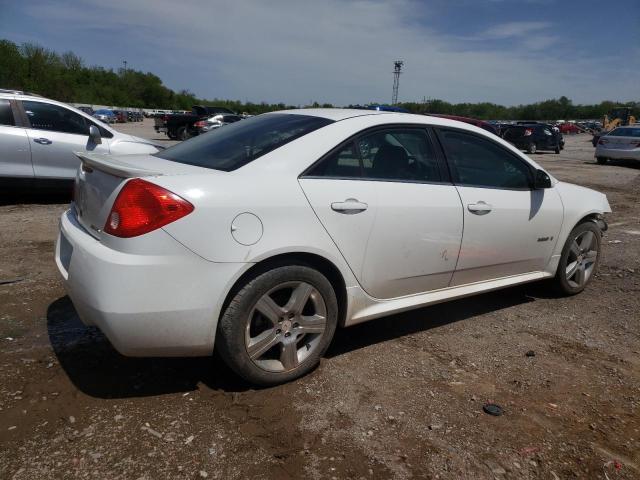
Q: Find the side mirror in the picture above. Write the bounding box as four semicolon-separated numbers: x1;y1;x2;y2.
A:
89;125;102;145
534;169;552;189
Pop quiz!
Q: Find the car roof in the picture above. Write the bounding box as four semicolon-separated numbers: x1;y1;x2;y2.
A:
276;108;391;121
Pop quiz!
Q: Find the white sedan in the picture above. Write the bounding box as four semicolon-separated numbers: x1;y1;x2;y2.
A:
56;109;611;385
595;126;640;164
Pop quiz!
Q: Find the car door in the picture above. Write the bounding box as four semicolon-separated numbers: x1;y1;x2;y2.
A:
300;126;464;299
436;128;563;286
0;98;33;179
20;100;110;180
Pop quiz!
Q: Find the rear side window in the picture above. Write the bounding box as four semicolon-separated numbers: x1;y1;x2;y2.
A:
306;128;441;183
155;113;333;171
440;130;532;189
0;99;15;126
23;100;89;135
608;127;640;137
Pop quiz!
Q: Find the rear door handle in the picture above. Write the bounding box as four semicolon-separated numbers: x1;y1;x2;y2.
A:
467;201;492;215
331;198;368;214
33;138;52;145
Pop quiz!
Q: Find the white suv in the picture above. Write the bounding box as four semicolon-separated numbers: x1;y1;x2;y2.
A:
0;89;161;186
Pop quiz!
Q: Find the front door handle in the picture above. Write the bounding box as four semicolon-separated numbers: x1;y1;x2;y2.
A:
33;138;52;145
331;198;368;214
467;201;492;215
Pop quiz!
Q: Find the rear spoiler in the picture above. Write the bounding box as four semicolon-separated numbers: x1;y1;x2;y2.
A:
75;152;163;178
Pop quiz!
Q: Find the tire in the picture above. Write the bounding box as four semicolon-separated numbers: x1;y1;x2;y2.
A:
554;146;561;154
596;157;608;165
527;143;537;154
551;222;601;296
167;130;178;140
216;265;338;386
177;127;190;141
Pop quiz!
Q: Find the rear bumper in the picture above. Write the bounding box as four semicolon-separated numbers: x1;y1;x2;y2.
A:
55;209;247;357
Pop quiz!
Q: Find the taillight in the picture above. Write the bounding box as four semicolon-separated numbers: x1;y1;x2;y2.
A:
194;121;206;127
598;139;608;145
104;179;194;238
524;128;533;136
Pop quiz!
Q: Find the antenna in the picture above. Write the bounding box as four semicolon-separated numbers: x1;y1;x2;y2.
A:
392;60;403;104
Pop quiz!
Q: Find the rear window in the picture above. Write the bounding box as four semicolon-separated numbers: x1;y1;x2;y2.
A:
608;127;640;137
155;113;334;171
503;127;526;140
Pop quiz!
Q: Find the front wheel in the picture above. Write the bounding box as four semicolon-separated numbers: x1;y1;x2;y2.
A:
527;143;537;154
216;265;338;386
555;146;561;154
552;222;601;295
596;157;608;164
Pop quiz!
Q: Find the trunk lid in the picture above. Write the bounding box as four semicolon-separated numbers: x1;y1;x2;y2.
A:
73;152;211;238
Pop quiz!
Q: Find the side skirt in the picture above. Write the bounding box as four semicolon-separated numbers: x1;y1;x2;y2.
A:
345;271;553;326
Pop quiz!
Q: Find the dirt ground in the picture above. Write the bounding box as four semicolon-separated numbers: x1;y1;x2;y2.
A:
1;123;638;480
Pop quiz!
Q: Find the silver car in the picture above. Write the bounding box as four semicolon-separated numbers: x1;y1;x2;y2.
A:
595;126;640;164
0;89;162;184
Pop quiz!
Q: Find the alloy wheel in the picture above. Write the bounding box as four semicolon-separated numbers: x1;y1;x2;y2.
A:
565;230;598;288
245;281;327;373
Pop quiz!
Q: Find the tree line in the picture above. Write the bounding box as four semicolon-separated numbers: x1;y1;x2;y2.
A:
0;38;636;119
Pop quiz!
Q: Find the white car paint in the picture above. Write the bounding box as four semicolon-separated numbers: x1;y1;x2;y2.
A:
55;109;611;357
0;92;162;181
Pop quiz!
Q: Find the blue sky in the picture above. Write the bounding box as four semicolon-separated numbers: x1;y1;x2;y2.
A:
1;0;638;105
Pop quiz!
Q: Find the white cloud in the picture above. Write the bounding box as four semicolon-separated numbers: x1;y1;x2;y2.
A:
482;21;551;39
11;0;639;105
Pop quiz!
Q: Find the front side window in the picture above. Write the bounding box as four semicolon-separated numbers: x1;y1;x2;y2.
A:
306;128;441;183
0;99;15;126
156;113;333;171
440;130;532;189
23;100;89;135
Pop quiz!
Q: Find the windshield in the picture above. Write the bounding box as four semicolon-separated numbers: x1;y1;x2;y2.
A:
155;113;333;171
608;127;640;137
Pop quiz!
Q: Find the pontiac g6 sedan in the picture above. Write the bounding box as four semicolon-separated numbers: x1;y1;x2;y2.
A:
56;109;611;385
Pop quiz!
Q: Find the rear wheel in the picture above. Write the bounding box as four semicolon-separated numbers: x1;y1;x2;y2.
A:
527;143;537;154
596;157;608;164
177;127;190;141
167;130;178;140
555;146;561;154
551;222;601;295
216;265;338;386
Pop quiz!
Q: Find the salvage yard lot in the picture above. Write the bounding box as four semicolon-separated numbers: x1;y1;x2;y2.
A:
1;123;639;479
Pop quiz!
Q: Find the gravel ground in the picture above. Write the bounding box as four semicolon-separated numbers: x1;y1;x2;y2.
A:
0;124;639;480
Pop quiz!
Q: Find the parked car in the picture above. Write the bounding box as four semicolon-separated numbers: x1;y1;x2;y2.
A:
93;109;117;124
194;113;243;134
426;114;499;135
112;110;128;123
77;106;94;116
502;124;562;154
0;90;163;186
154;105;236;140
56;109;610;385
559;123;580;134
595;126;640;164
